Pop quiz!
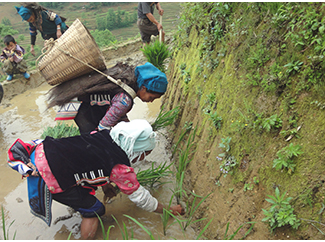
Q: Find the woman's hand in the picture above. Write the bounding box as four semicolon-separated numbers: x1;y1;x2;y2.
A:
170;204;185;216
56;29;62;38
158;8;164;16
102;183;118;203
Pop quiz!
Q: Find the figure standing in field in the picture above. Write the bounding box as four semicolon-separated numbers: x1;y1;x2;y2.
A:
15;3;68;56
0;35;30;81
7;119;184;239
137;2;165;46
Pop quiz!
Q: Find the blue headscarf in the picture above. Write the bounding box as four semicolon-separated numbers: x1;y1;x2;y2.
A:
135;62;168;94
15;6;32;21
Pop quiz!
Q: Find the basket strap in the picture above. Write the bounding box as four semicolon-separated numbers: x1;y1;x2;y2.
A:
37;39;137;99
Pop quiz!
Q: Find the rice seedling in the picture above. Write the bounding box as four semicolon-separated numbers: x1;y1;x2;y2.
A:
174;126;197;203
41;122;80;139
124;214;156;239
136;161;173;189
160;192;186;237
174;171;185;204
67;231;73;240
161;208;171;236
112;215;134;240
141;40;171;73
96;213;115;240
195;217;213;240
175;126;197;173
223;221;256;240
151;105;180;131
172;122;193;155
1;205;16;240
168;191;212;232
181;191;212;231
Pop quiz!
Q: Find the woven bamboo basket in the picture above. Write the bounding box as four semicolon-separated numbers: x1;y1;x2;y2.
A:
37;19;106;86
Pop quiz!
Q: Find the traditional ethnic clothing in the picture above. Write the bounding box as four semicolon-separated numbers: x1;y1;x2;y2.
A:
7;119;159;225
15;5;68;44
75;90;134;134
28;10;68;43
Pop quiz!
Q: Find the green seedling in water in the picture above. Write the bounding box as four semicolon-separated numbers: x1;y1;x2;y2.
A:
1;205;16;240
174;127;197;203
151;105;180;131
124;215;156;239
96;213;115;240
172;122;193;155
182;191;212;231
111;214;134;240
136;161;173;189
160;194;176;236
167;191;212;236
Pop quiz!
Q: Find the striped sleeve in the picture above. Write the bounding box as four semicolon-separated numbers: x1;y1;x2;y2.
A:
99;92;132;129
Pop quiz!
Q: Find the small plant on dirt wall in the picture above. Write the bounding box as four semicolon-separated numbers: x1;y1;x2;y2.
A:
273;143;303;173
262;187;300;231
141;40;171;73
179;63;191;84
262;114;282;132
284;60;304;76
217;137;237;177
205;110;222;129
220;155;237;178
243;182;253;192
218;137;231;158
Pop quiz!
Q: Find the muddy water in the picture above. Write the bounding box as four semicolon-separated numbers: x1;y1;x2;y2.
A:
0;83;196;240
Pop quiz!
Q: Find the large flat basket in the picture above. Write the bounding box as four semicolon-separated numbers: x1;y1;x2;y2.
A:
37;18;106;86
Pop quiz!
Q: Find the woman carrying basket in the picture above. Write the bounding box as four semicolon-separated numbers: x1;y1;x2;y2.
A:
15;3;68;56
47;62;168;134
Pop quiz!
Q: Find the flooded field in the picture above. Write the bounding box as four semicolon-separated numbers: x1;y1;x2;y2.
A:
0;83;196;240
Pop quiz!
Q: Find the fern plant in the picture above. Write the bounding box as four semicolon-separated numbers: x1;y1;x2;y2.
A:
141;40;171;73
